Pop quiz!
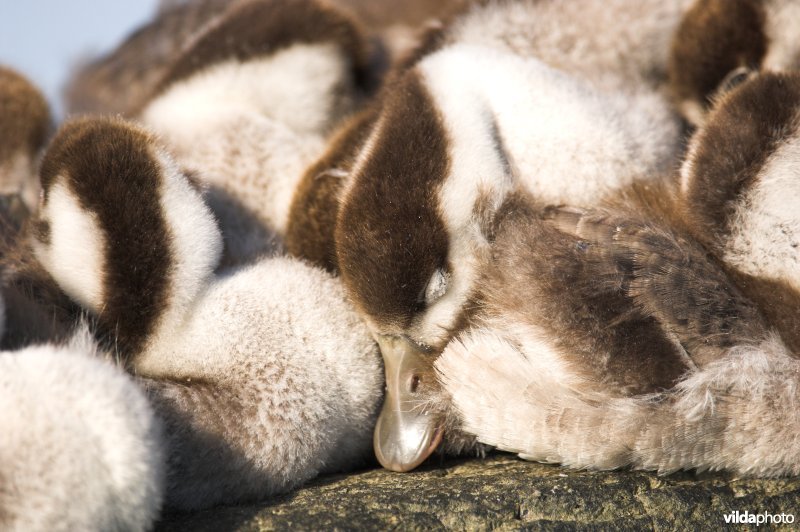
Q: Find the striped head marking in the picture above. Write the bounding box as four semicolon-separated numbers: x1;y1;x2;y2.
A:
33;117;221;360
336;64;514;472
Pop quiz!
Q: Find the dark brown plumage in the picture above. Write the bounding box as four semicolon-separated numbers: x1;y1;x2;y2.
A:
335;70;452;336
37;118;173;361
540;204;769;370
0;66;51;168
488;197;694;395
285;105;379;272
669;0;766;124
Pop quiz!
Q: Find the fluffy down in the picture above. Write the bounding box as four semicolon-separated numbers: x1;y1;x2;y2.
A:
0;335;164;532
437;332;800;477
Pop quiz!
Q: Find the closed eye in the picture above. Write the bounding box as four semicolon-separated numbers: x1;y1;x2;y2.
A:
717;66;754;97
422;267;450;306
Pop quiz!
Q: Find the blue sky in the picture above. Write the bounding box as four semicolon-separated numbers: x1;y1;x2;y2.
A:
0;1;159;116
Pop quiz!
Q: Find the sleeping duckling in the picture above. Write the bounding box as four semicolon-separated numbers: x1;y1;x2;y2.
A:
670;0;800;126
327;0;690;471
136;0;377;267
287;0;693;271
30;117;384;509
67;0;379;267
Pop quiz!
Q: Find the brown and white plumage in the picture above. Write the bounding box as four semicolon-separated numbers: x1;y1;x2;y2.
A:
669;0;800;126
437;206;800;475
68;0;381;267
0;66;50;217
0;66;78;350
678;72;800;352
315;0;690;471
434;72;800;478
30;117;384;510
134;0;377;267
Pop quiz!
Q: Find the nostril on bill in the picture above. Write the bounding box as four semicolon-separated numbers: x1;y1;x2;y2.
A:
373;333;444;472
408;373;421;394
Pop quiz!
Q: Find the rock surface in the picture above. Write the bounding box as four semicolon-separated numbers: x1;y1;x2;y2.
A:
156;453;800;530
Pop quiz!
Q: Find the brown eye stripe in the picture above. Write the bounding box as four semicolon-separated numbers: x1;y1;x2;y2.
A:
336;70;451;329
39;119;172;361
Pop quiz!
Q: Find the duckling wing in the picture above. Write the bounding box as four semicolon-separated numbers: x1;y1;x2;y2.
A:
543;206;770;367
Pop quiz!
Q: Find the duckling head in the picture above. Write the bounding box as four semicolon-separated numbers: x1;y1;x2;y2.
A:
670;0;800;126
31;117;222;363
336;64;512;471
0;66;51;217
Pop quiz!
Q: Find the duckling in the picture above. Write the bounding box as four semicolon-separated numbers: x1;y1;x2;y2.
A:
0;330;164;531
0;66;50;217
67;0;379;266
0;66;77;349
677;71;800;354
133;0;377;267
669;0;800;126
417;71;800;478
31;117;383;509
288;0;693;270
326;0;690;471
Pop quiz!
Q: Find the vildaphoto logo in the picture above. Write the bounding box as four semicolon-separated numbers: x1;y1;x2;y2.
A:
723;510;795;526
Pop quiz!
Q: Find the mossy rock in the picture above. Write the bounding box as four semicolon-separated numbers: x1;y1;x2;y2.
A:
156;453;800;530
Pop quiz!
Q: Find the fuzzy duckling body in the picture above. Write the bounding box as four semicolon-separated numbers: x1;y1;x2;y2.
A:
335;0;695;337
0;334;165;532
0;66;50;217
32;117;383;509
677;71;800;353
135;0;376;267
670;0;800;126
436;202;800;476
0;67;79;350
433;72;800;477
